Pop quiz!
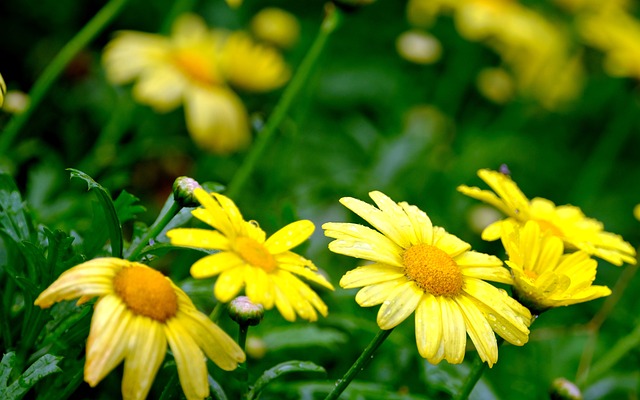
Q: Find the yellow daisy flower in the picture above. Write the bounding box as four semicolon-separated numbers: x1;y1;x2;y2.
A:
102;13;290;154
458;169;637;266
500;220;611;314
166;188;334;322
322;191;531;367
34;258;245;400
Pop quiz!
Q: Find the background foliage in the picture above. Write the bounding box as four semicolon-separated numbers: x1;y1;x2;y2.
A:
1;0;639;399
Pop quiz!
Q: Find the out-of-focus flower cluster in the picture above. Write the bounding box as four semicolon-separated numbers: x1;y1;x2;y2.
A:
400;0;640;110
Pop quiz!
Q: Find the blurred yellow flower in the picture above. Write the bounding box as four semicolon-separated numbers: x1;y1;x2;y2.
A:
323;191;530;367
167;188;334;322
476;67;515;104
34;258;244;400
226;0;242;8
396;30;442;65
501;220;611;314
634;204;640;221
2;90;30;114
0;72;6;108
102;13;290;154
251;8;300;49
458;169;637;266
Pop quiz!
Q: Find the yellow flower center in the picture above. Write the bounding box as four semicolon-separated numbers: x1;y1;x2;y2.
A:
113;266;178;322
173;48;219;86
235;237;278;273
402;244;463;296
524;269;539;280
534;219;564;237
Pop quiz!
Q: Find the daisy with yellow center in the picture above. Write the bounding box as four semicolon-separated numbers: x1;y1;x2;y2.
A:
500;220;611;314
34;258;245;400
102;13;290;154
458;169;637;266
322;191;531;367
166;188;334;322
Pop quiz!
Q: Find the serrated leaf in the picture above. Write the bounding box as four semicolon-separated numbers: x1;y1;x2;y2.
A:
67;168;123;258
0;352;62;399
247;361;326;400
113;190;146;224
0;172;34;242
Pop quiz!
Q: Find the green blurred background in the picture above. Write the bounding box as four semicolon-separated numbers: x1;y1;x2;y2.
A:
1;0;639;399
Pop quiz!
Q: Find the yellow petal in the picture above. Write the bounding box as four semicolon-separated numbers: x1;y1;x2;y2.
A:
275;270;318;322
477;169;530;217
165;318;209;400
439;297;466;364
131;65;185;112
432;227;471;257
190;251;243;279
122;316;166;400
244;266;270;306
184;86;250;154
270;273;297;322
456;184;512;216
264;220;314;253
454;295;497;367
415;294;444;362
399;201;434;246
355;278;406;307
85;295;131;386
102;32;170;84
213;267;246;302
279;264;334;290
323;222;403;267
167;228;229;250
376;280;423;330
339;263;404;289
339;194;411;249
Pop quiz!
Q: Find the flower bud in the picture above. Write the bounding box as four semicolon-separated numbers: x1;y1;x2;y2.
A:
172;176;202;208
228;296;264;326
2;91;30;114
549;377;582;400
396;30;442;65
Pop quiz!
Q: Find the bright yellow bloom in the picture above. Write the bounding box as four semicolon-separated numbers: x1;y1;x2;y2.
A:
167;188;334;322
458;169;637;266
251;8;300;49
102;13;289;154
323;191;531;367
34;258;244;400
501;220;611;314
0;72;6;108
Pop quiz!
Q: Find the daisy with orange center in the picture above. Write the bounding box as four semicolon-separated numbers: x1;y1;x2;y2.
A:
34;258;244;400
166;188;334;322
102;13;290;154
458;169;637;266
322;191;531;367
500;220;611;314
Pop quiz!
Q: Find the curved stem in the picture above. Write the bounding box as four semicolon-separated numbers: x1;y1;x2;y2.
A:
323;328;394;400
126;197;182;260
225;3;343;198
0;0;131;155
454;337;504;400
210;301;225;323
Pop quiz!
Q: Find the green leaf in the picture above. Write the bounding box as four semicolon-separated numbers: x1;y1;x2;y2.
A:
208;375;229;400
0;172;34;242
247;361;326;400
261;325;349;352
67;168;123;258
113;189;146;224
0;352;62;399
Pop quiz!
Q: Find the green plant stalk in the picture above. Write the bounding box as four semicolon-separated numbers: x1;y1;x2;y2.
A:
323;328;394;400
0;0;132;155
126;198;182;261
238;323;250;399
454;336;505;400
225;3;344;198
587;322;640;384
210;302;225;323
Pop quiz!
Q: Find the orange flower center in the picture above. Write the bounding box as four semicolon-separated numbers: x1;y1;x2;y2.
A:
113;266;178;322
402;243;463;296
173;47;219;86
534;219;564;238
235;237;278;273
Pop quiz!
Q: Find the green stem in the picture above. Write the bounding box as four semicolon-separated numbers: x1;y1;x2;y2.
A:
454;337;504;400
323;328;394;400
126;197;182;260
238;323;250;399
586;322;640;385
225;3;343;198
0;0;131;155
209;301;225;323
